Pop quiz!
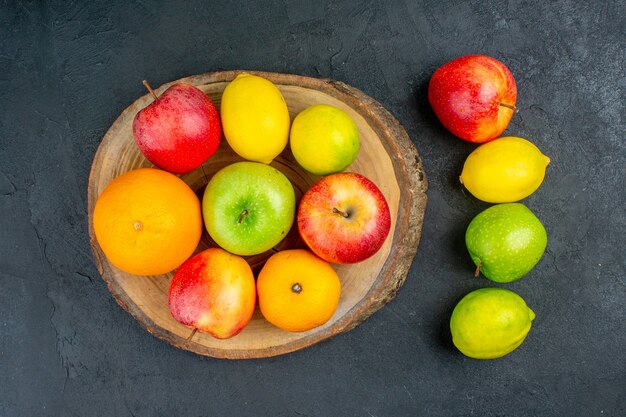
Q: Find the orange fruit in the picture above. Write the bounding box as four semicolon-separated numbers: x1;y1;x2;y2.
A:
257;249;341;332
93;168;202;275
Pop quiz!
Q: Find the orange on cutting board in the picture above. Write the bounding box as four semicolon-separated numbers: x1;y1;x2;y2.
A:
93;168;202;275
257;249;341;332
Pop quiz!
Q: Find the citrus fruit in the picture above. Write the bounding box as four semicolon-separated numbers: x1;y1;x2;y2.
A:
460;136;550;203
289;104;360;175
93;168;202;275
257;249;341;332
220;73;290;164
450;288;536;359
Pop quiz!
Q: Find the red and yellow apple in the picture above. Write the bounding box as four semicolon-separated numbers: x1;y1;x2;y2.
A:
133;82;221;174
168;248;255;339
428;55;517;143
297;172;391;264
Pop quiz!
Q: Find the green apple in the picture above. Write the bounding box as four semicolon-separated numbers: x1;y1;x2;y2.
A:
466;203;547;283
202;162;295;256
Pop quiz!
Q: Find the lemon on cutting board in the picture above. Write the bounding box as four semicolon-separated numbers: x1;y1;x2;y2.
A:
460;136;550;203
220;73;291;164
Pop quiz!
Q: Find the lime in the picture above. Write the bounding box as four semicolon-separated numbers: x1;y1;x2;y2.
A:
460;136;550;203
289;104;359;175
220;74;290;164
450;287;535;359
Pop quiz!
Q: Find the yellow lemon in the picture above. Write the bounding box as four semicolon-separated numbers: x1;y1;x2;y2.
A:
450;288;535;359
220;74;290;164
289;104;360;175
460;136;550;203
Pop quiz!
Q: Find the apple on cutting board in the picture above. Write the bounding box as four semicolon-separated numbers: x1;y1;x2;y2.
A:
133;81;221;174
428;55;517;143
168;248;256;339
297;172;391;264
202;162;296;256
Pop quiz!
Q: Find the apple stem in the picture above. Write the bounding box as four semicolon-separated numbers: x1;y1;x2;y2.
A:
291;283;302;294
238;209;248;224
499;102;519;113
187;328;198;342
333;207;349;218
142;80;159;101
474;261;482;277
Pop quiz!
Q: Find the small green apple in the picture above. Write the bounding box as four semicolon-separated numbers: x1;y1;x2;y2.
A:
202;162;295;256
466;203;547;283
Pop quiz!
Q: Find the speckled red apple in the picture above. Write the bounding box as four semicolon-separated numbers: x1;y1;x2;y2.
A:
133;81;221;174
428;55;517;143
168;248;255;339
297;172;391;264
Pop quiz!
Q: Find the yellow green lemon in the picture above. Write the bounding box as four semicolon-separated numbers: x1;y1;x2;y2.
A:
220;73;290;164
460;136;550;203
289;104;360;175
450;287;535;359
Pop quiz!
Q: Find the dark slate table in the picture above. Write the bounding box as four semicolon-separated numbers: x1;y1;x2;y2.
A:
1;1;624;416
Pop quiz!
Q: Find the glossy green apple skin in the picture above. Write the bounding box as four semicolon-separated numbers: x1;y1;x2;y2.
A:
466;203;547;283
202;162;295;256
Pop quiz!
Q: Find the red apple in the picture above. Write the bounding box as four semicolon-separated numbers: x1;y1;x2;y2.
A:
168;248;255;339
133;81;221;174
297;173;391;264
428;55;517;143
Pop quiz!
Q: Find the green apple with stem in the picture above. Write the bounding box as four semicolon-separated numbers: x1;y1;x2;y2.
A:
466;203;547;283
202;162;295;256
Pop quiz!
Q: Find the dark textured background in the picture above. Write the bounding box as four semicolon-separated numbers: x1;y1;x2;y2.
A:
1;1;624;416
